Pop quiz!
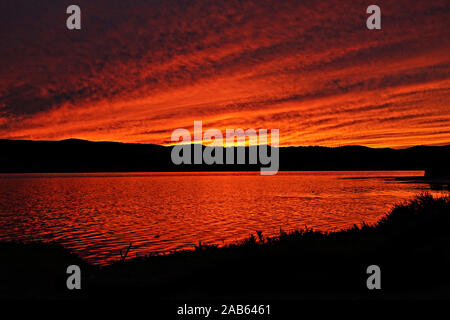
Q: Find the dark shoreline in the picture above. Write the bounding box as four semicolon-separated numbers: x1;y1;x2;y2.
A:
1;193;449;301
392;177;450;190
1;139;449;173
342;175;450;190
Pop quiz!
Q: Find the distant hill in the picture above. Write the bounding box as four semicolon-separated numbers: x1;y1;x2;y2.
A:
0;139;448;173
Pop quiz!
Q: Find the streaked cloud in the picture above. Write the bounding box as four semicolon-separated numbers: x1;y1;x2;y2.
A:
0;0;449;147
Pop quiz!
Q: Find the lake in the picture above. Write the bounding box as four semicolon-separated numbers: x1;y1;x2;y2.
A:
0;171;446;265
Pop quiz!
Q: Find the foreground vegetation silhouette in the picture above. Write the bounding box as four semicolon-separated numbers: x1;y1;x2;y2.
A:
1;193;449;300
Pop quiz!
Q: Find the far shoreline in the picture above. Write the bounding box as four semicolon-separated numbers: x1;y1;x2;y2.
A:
0;169;427;174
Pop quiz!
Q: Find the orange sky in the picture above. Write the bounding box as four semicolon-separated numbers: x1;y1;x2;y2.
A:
0;0;449;147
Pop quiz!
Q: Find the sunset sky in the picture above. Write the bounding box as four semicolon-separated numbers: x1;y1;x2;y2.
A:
0;0;449;147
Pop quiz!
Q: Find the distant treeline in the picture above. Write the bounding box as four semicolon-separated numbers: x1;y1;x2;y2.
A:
0;138;448;173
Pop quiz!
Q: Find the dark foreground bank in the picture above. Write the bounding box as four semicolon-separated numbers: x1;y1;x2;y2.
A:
1;193;449;301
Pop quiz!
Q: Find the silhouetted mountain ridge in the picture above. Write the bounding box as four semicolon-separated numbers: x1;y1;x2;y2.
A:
0;139;448;173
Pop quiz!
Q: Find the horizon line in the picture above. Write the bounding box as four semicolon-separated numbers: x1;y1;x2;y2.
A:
1;137;449;150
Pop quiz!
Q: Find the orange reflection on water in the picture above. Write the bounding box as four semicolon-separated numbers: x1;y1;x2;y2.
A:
0;171;446;265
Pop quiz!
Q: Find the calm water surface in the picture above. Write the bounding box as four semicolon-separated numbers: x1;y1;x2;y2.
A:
0;171;446;264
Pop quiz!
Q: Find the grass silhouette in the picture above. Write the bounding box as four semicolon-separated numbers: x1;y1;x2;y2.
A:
1;193;449;300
